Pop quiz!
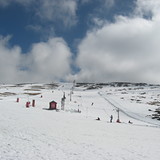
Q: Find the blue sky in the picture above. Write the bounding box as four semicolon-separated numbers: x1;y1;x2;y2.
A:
0;0;135;53
0;0;160;84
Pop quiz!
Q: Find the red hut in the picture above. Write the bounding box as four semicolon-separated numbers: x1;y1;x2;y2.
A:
49;101;57;110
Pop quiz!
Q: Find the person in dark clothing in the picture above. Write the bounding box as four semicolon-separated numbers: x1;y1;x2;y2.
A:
96;117;100;121
110;115;113;123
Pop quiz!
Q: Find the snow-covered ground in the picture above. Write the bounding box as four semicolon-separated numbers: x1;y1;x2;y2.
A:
0;83;160;160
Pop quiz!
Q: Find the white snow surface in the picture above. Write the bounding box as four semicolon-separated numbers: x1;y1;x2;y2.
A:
0;83;160;160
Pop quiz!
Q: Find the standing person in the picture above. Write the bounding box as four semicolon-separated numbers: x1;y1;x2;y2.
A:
110;115;113;123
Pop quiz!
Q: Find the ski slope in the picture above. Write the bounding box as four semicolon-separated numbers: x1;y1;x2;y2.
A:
0;83;160;160
98;91;160;126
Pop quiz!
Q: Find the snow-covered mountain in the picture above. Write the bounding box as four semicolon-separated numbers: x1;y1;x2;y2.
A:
0;82;160;160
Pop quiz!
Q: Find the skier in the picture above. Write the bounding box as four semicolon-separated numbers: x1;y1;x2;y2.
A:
96;117;100;121
110;115;113;123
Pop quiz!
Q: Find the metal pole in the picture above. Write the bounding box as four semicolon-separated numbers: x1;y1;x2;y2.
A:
70;90;72;101
118;108;119;120
117;108;120;123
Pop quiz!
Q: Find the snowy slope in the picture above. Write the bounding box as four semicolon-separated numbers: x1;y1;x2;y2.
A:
0;83;160;160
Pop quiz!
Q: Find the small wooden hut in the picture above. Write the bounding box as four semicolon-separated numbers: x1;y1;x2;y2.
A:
49;101;57;110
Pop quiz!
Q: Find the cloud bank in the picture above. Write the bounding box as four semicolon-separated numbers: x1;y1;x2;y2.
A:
75;0;160;84
0;36;71;83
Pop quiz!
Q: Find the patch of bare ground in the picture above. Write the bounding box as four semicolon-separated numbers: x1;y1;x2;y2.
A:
24;89;41;91
24;92;41;96
31;85;45;90
149;108;160;120
7;84;24;88
44;83;59;89
147;101;160;106
0;92;16;97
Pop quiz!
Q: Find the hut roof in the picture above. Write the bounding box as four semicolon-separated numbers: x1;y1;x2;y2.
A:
50;100;57;104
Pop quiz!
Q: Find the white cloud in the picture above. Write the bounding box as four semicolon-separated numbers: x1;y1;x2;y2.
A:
0;0;78;28
75;0;160;84
104;0;115;8
26;25;43;33
92;17;106;28
135;0;160;18
27;38;72;82
0;36;25;83
0;36;72;83
80;0;114;7
35;0;78;27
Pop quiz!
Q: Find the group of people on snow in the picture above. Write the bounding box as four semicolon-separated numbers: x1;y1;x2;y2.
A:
96;115;113;122
96;115;133;124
